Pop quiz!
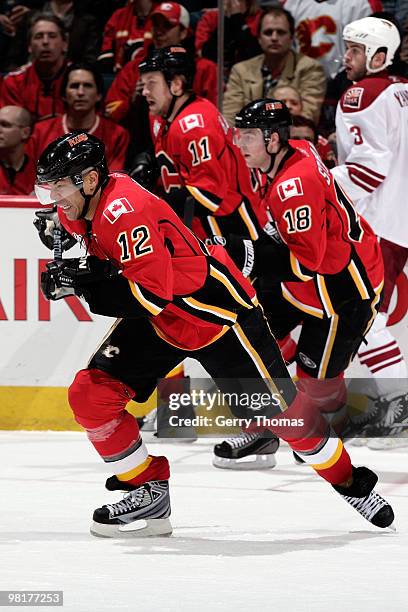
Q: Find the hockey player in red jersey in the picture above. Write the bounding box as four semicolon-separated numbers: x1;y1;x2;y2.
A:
332;17;408;448
213;98;385;466
34;132;394;536
139;45;262;241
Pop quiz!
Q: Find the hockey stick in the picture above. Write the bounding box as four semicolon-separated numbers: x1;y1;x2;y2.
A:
183;196;195;229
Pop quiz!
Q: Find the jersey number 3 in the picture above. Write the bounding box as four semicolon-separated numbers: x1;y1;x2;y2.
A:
350;125;363;145
117;226;153;262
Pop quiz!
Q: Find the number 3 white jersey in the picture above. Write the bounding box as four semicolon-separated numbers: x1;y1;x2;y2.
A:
332;73;408;247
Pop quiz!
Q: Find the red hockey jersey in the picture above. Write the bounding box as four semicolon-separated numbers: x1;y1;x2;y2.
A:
256;140;383;317
29;114;130;171
59;173;258;350
151;95;261;239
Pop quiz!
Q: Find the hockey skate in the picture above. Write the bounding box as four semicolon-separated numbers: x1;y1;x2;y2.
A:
90;480;172;538
333;466;395;529
213;430;280;470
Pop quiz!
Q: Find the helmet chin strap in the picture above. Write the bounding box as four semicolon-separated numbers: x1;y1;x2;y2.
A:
78;173;108;219
164;78;185;120
265;150;278;174
263;131;281;175
79;188;93;220
164;94;178;120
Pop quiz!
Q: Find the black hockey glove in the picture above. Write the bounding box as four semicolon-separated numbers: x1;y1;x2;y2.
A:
34;207;77;252
128;150;160;191
41;256;120;301
207;234;256;278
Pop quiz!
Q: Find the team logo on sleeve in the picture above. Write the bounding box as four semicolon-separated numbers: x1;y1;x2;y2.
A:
179;113;204;133
277;177;303;201
103;197;134;223
343;87;363;109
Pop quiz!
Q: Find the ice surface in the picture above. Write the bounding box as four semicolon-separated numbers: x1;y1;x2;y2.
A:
1;432;407;612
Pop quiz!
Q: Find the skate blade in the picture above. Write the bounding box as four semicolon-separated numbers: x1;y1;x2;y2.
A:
386;522;397;533
212;454;277;471
90;517;173;538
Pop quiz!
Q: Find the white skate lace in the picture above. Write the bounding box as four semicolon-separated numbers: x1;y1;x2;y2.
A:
224;432;260;449
342;490;387;522
107;488;146;517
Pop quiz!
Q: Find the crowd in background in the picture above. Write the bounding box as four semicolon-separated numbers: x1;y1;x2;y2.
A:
0;0;408;195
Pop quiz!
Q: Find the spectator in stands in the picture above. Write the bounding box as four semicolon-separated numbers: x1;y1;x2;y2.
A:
195;0;263;76
98;0;153;73
0;1;45;72
0;104;35;194
0;13;68;121
222;6;326;125
40;1;101;63
105;1;218;123
272;83;302;115
29;63;130;170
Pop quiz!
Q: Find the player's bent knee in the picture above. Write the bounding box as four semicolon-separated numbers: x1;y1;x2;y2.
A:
68;368;134;425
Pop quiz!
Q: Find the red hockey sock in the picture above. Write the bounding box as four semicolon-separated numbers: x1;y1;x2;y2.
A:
296;369;348;436
264;388;353;485
119;455;170;486
69;368;171;484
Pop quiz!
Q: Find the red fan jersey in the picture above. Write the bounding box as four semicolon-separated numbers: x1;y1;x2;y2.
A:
0;62;67;121
151;95;262;240
98;4;153;72
0;153;36;195
29;114;130;171
195;8;262;54
59;173;258;350
256;140;384;318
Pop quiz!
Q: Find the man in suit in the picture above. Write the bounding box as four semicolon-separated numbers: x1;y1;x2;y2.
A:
222;6;326;125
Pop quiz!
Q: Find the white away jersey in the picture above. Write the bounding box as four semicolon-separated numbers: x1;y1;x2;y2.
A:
281;0;383;77
332;73;408;247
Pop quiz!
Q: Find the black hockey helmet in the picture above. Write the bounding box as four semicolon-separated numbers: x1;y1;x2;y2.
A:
36;132;108;185
35;132;109;216
235;98;292;145
139;46;195;90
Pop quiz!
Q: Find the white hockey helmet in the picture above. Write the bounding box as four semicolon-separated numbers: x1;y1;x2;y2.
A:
343;17;401;73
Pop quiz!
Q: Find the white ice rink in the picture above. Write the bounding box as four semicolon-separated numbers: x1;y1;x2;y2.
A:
1;431;407;612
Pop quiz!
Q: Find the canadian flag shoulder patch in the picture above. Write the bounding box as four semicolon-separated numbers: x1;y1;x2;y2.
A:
103;197;134;224
179;113;204;133
277;177;303;202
